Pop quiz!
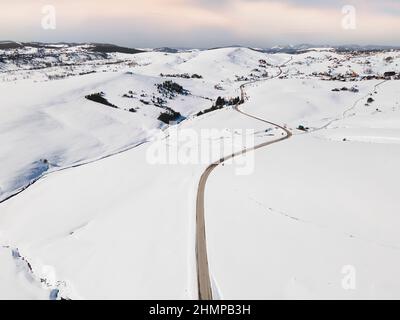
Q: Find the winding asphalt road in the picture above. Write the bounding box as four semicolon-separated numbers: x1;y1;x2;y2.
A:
195;60;388;300
195;60;293;300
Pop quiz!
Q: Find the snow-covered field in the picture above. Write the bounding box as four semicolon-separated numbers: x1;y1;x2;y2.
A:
0;44;399;299
206;78;400;299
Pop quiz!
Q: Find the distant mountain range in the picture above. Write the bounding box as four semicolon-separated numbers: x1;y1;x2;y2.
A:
1;41;399;54
264;43;400;53
0;41;144;54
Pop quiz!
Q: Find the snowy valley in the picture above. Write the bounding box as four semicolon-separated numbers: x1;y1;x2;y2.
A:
0;43;399;299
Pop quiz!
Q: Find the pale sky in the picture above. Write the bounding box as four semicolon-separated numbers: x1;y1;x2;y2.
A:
1;0;400;48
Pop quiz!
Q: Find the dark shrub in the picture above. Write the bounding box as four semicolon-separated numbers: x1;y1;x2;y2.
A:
215;96;226;107
197;96;242;117
85;92;117;108
158;107;183;124
297;125;309;132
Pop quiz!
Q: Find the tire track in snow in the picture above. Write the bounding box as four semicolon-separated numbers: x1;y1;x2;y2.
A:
242;191;400;252
306;80;388;133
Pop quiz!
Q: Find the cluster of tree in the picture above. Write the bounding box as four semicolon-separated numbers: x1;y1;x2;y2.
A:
297;125;309;132
216;96;242;107
160;73;203;79
197;96;242;117
47;74;69;80
156;80;189;98
79;70;96;76
235;75;251;82
90;44;144;55
235;72;268;81
384;71;397;78
86;91;139;113
122;90;137;98
332;86;359;93
158;107;183;124
151;96;168;108
85;92;118;108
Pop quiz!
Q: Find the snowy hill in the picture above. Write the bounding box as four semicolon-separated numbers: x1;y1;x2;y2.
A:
0;44;400;299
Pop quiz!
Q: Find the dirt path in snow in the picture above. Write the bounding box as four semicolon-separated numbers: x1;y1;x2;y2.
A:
195;60;293;300
312;80;388;132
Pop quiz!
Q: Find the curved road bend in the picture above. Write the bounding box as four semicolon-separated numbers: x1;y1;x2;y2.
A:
196;60;293;300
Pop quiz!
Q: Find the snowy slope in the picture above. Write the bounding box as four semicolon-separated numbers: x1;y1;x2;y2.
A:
205;72;400;299
0;45;399;299
0;47;286;203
